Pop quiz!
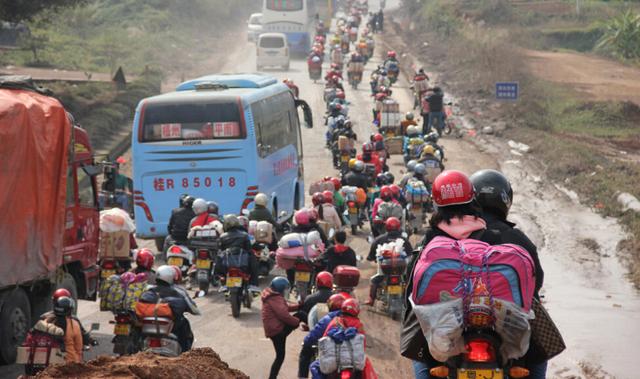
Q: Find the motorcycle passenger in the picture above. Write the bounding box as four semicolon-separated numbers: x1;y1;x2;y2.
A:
400;160;418;188
401;112;418;136
131;248;156;284
417;145;445;173
323;298;364;336
39;289;95;349
301;271;334;315
365;217;412;306
249;193;278;229
323;230;357;274
470;169;547;379
189;198;216;228
298;294;347;378
424;87;445;135
342;160;371;190
320;190;343;230
165;195;195;251
371;185;401;237
261;277;302;379
206;201;220;220
347;52;365;83
219;215;260;293
54;296;84;363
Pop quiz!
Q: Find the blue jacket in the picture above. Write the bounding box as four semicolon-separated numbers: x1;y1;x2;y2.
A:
304;310;340;347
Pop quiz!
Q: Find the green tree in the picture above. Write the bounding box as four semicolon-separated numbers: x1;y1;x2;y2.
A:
597;9;640;60
0;0;87;22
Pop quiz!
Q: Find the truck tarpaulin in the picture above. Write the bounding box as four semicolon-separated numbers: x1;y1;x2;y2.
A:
0;89;71;287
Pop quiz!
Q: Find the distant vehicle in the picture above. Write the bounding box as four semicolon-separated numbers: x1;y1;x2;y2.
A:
257;33;290;71
247;13;263;42
131;74;313;249
261;0;316;55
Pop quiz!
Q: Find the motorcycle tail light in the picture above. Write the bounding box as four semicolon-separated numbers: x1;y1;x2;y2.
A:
348;201;356;207
170;246;182;254
428;366;449;378
198;250;209;259
340;370;352;379
294;262;312;271
148;338;162;348
228;268;242;276
102;260;115;269
115;314;130;323
389;276;400;285
509;367;530;378
465;339;496;363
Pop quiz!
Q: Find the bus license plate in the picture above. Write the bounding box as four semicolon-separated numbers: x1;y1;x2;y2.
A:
388;285;402;295
114;323;130;336
167;257;182;266
295;271;311;283
101;269;115;279
457;369;503;379
227;276;243;288
196;259;211;269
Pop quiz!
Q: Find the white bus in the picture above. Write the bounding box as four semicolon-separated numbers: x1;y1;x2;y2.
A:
261;0;316;55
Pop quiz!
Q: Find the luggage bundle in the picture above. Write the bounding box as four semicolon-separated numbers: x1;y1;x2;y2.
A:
376;238;408;275
337;135;354;151
248;220;273;244
341;186;367;205
376;201;403;221
309;180;335;196
318;327;366;374
17;327;65;375
100;272;148;312
404;178;430;204
276;231;325;270
380;99;401;128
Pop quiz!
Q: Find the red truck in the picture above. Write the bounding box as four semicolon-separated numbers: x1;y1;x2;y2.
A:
0;77;100;363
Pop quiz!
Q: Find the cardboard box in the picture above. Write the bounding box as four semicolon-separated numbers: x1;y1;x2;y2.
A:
16;346;65;365
99;230;130;259
386;137;404;155
380;112;402;128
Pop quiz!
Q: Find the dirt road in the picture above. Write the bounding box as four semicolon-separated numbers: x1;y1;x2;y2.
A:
524;49;640;105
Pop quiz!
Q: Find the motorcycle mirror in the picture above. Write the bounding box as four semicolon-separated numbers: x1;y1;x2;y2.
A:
90;323;100;331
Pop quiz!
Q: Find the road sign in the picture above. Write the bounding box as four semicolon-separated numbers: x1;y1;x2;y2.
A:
496;82;519;101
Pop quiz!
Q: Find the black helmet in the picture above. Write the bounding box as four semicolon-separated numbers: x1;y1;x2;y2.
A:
375;173;387;187
53;296;75;317
470;169;513;220
183;196;195;209
384;171;395;185
207;201;219;215
179;193;190;207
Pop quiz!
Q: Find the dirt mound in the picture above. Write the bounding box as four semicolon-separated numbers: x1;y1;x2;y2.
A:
35;348;249;379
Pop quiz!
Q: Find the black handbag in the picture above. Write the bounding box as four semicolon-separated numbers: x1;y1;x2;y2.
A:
528;298;566;361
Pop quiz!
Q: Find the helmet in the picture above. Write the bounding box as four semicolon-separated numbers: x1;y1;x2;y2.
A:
414;163;427;175
179;193;190;207
156;265;176;285
135;248;155;270
192;198;207;215
362;142;374;153
385;217;401;232
343;119;352;129
294;209;311;226
422;145;435;156
375;173;388;187
348;158;357;169
373;133;384;142
270;276;290;294
341;298;360;317
316;271;333;289
312;56;321;63
405;112;414;121
387;50;396;58
353;160;365;173
380;185;393;201
170;265;183;283
424;132;439;143
406;160;418;173
255;193;268;207
322;190;334;204
327;294;346;311
330;177;342;190
53;296;75;317
469;169;513;220
312;192;326;206
390;184;401;198
223;214;240;231
183;196;195;209
432;170;475;207
406;125;419;137
385;172;395;184
380;70;387;76
238;215;249;230
207;201;219;215
53;288;71;301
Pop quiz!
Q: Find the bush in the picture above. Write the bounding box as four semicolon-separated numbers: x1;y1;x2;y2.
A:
597;9;640;59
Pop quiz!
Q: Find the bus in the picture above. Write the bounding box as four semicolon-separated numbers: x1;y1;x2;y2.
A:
131;74;313;246
261;0;316;55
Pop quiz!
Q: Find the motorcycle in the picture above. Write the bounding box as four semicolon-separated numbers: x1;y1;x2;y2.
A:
348;70;363;89
254;241;275;277
111;310;140;356
292;258;316;302
308;59;323;83
223;266;254;318
140;316;182;357
166;244;194;289
344;199;362;235
189;231;220;294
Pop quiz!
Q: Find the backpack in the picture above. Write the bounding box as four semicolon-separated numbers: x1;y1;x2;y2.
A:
411;236;535;312
318;320;366;374
404;178;429;203
377;201;403;221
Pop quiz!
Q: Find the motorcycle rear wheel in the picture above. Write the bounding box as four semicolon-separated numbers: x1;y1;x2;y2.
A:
198;278;210;294
230;290;241;318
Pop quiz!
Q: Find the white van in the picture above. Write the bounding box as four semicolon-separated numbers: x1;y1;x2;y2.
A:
256;33;289;71
247;13;263;42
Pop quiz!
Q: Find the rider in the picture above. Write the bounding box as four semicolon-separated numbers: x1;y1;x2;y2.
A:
342;160;371;190
249;193;278;229
323;230;357;273
131;248;156;284
347;52;365;83
53;296;84;363
390;183;407;208
357;142;383;177
39;289;95;348
321;190;343;230
417;145;445;172
283;78;299;99
219;215;260;293
325;63;343;82
301;271;334;316
401;112;418;135
166;195;195;250
383;50;398;69
370;185;400;237
206;201;220;220
189;198;216;228
365;217;412;305
425;87;445;135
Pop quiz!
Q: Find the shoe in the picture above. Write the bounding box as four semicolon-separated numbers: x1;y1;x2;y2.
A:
248;285;261;293
218;286;228;293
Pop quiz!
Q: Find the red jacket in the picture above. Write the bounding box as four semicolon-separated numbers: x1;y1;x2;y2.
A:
190;213;216;228
261;288;300;338
323;315;365;336
357;152;383;175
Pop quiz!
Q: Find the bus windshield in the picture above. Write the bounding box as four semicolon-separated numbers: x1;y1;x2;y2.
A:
141;102;243;142
266;0;303;11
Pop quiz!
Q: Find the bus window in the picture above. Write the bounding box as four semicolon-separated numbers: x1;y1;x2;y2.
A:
266;0;303;11
253;93;297;157
141;102;243;142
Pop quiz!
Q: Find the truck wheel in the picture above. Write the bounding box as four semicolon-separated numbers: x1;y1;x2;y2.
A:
0;288;31;364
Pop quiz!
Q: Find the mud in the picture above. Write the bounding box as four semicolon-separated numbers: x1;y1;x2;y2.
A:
35;348;248;379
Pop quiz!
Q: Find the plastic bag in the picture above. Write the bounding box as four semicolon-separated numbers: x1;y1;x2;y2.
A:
493;299;534;360
100;208;135;233
318;332;366;374
410;298;465;362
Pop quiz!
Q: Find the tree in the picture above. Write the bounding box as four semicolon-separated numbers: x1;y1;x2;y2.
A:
597;10;640;60
0;0;87;22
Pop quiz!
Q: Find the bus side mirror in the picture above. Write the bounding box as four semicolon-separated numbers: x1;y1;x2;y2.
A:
295;99;313;129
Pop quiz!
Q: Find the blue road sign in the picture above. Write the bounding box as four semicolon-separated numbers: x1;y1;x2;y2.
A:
496;82;519;101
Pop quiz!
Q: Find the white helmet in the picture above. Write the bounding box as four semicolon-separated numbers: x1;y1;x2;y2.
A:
156;265;175;285
255;193;269;207
192;198;207;215
407;125;419;137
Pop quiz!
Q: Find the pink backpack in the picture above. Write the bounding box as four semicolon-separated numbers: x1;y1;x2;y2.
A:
411;236;535;312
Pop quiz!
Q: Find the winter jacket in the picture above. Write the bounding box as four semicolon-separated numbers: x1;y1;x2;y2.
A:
367;231;413;262
333;191;345;209
220;227;252;252
317;203;342;230
304;310;340;347
323;315;365;336
189;213;217;229
63;317;83;363
302;287;333;315
293;224;329;245
325;244;358;273
426;91;444;113
167;207;195;241
249;205;278;227
261;288;300;338
342;171;370;190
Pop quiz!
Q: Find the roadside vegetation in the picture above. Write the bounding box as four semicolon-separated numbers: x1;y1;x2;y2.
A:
399;0;640;286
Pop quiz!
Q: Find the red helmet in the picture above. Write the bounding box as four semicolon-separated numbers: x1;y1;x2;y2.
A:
136;248;155;270
336;91;346;99
309;208;319;222
327;293;346;311
316;271;333;289
341;298;360;317
53;288;71;301
312;192;326;206
362;142;374;153
331;63;339;70
432;170;475;207
373;133;384;142
387;50;397;58
390;184;401;198
294;209;311;226
322;190;334;204
380;185;393;201
330;177;342;191
385;217;401;232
